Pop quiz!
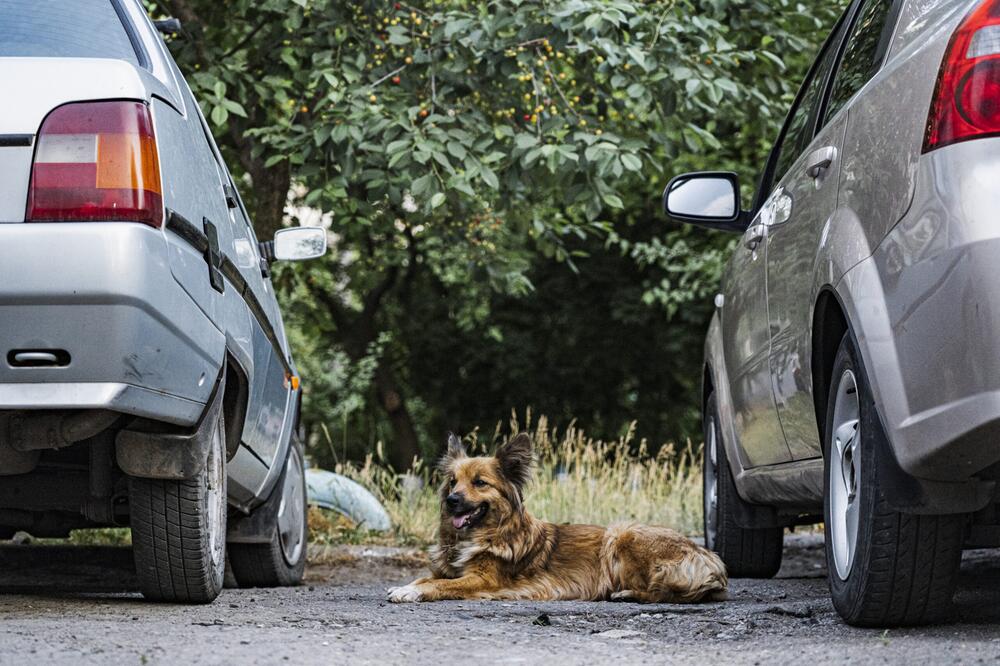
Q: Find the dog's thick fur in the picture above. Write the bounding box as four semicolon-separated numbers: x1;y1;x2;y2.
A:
388;433;727;603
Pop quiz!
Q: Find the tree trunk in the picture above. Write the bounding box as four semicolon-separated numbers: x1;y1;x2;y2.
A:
246;158;291;240
373;363;421;471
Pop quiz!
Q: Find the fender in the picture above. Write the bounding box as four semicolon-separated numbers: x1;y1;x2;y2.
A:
828;283;994;514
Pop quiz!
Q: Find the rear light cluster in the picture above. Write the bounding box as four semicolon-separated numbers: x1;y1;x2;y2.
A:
924;0;1000;151
27;101;163;227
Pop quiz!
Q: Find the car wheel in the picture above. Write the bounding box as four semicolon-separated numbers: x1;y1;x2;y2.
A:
704;391;783;578
130;412;227;603
824;333;964;626
228;437;307;587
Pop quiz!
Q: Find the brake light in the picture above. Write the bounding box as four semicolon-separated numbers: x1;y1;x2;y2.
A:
26;101;163;227
924;0;1000;151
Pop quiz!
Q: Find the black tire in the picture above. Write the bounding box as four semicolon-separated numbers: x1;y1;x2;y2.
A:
228;437;307;588
824;334;964;626
130;413;227;603
704;392;783;578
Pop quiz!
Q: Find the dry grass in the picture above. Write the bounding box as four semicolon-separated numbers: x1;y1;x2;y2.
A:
318;412;703;547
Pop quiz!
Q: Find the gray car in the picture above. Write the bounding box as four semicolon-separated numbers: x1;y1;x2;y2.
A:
0;0;326;602
665;0;1000;626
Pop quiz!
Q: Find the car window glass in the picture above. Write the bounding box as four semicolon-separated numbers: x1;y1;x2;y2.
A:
772;34;841;184
0;0;139;65
824;0;894;124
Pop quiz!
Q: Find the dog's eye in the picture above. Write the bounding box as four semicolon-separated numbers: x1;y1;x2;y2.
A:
472;478;487;488
449;477;456;487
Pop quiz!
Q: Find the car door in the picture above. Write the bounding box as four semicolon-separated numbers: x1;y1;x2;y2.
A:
766;0;899;460
225;184;293;470
719;196;794;467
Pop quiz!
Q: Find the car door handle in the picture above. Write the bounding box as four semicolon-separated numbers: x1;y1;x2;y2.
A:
744;222;765;250
805;146;836;178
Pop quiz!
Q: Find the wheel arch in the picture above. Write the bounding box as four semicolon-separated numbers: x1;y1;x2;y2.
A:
222;350;250;461
811;287;849;453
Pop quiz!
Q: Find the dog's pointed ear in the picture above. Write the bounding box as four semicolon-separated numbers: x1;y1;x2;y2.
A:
446;432;466;458
495;432;533;490
438;432;466;474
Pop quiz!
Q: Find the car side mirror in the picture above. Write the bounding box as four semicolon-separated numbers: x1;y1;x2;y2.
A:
662;171;748;233
271;227;327;262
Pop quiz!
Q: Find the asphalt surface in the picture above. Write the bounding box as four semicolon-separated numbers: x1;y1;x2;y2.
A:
2;534;1000;664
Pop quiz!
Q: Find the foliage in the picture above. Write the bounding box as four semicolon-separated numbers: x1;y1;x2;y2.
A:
153;0;843;464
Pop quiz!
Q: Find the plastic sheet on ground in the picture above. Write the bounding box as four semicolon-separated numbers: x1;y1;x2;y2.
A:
305;468;392;532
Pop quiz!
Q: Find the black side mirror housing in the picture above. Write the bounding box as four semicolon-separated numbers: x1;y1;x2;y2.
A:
662;171;749;233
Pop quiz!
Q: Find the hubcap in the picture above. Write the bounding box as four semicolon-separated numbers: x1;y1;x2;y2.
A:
829;369;861;581
205;422;226;570
277;446;306;566
704;416;719;549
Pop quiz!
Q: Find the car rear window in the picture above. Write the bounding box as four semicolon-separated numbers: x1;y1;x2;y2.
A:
0;0;140;65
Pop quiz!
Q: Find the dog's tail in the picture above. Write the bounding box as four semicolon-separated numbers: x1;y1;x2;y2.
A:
655;547;729;603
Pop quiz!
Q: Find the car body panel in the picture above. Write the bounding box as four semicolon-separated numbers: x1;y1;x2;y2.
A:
840;136;1000;482
0;223;223;422
767;110;849;461
837;6;959;258
718;209;794;467
887;0;971;61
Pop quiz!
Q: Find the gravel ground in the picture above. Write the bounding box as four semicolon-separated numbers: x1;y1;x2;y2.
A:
2;534;1000;665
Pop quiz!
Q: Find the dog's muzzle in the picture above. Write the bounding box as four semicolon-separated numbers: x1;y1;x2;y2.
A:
445;493;488;530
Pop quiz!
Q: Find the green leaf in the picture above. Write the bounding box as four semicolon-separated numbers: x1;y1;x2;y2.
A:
430;192;446;209
446;141;467;160
602;194;624;209
222;99;247;117
514;134;538;150
387;139;410;155
210;105;228;126
411;173;434;196
620;153;642;171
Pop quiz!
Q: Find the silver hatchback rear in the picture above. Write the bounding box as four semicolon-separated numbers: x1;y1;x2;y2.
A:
0;0;323;602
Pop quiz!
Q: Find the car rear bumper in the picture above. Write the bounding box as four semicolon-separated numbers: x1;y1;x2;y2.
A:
840;139;1000;483
0;222;224;426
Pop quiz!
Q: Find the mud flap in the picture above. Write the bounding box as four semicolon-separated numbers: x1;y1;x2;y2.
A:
116;370;225;480
226;441;289;544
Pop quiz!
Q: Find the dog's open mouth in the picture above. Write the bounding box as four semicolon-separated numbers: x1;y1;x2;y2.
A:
450;503;487;530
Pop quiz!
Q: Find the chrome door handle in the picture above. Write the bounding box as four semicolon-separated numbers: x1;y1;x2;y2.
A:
805;146;836;178
744;222;765;250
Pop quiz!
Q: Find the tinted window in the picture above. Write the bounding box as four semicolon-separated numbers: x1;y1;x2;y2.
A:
772;34;842;183
0;0;139;65
824;0;894;123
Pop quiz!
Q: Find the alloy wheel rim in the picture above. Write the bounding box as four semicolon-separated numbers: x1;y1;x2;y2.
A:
704;416;719;549
829;369;861;581
277;446;306;566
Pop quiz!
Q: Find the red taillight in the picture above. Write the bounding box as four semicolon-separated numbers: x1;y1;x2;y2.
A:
27;101;163;227
924;0;1000;151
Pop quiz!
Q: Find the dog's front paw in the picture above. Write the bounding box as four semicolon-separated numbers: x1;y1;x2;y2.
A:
610;590;637;602
387;583;423;603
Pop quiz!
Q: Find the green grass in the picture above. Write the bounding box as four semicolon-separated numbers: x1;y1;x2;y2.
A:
321;412;703;547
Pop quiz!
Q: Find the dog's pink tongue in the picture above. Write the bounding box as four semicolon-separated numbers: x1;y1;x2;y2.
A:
451;515;467;529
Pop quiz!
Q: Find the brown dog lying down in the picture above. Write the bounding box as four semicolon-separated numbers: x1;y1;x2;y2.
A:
388;433;727;603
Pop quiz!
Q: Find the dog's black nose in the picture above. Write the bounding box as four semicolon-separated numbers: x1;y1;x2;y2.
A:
445;493;463;510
